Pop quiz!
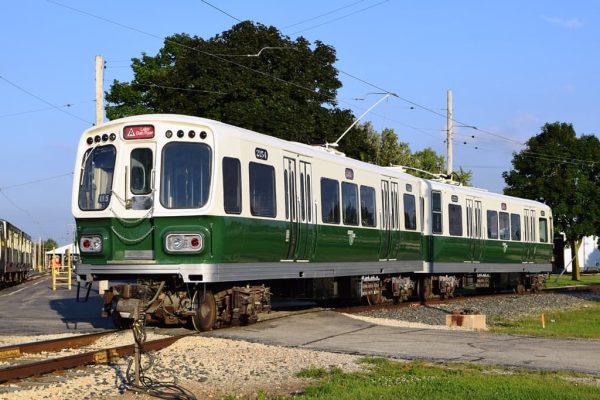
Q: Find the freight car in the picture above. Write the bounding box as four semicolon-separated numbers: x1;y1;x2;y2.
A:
72;114;553;330
0;219;32;286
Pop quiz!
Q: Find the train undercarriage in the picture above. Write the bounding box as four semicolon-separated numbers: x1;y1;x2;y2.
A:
102;272;547;331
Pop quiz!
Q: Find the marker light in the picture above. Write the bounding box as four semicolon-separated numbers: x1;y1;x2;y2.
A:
109;133;116;141
165;233;203;254
102;134;109;142
86;137;94;145
177;130;184;138
166;130;173;138
200;131;207;139
80;235;103;253
188;130;196;138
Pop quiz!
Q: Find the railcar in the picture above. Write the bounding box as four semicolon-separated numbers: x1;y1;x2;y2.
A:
0;219;33;286
72;114;553;330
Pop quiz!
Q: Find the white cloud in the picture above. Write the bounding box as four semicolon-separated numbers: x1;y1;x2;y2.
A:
541;15;583;29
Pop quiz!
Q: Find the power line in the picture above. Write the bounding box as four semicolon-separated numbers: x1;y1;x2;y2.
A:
282;0;366;29
0;75;93;125
0;172;74;191
0;100;94;119
199;0;242;22
289;0;390;35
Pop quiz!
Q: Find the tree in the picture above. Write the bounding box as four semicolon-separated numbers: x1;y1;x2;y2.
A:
106;21;355;146
502;122;600;279
43;238;58;252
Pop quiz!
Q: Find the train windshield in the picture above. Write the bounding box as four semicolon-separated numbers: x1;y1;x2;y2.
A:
160;142;212;209
78;145;116;211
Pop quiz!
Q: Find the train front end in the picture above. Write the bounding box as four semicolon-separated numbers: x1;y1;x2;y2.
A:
72;114;269;330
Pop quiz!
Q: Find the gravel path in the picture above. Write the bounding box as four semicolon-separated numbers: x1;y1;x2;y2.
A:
356;291;600;327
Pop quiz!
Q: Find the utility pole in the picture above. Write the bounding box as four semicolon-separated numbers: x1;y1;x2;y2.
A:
95;55;104;126
446;89;453;176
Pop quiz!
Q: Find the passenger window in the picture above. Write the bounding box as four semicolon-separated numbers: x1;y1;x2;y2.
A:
321;178;340;224
499;212;510;240
510;213;521;241
539;218;548;243
448;204;462;236
403;194;417;230
431;191;442;234
223;157;241;214
249;162;276;217
342;182;358;226
487;210;498;239
360;185;376;227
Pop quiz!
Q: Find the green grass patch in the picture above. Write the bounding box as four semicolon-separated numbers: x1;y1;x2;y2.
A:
489;303;600;338
546;274;600;288
295;358;600;400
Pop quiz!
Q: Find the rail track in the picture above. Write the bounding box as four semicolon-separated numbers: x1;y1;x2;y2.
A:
0;329;191;384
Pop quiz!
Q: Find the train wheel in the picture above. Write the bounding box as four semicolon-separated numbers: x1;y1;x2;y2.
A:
192;290;217;332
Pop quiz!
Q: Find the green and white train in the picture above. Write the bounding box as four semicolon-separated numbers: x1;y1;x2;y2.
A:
72;114;553;330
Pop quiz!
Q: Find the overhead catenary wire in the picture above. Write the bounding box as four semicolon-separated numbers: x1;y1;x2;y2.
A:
0;100;95;119
0;75;93;125
282;0;366;29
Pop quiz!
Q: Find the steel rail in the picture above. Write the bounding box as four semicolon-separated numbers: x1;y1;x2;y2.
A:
0;330;119;361
0;334;190;384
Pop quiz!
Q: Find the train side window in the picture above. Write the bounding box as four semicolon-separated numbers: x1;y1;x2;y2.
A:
487;210;498;239
510;213;521;241
249;162;276;217
360;185;376;227
539;218;548;242
403;193;417;230
342;182;358;226
448;204;462;236
499;212;510;240
431;191;442;234
321;178;340;224
223;157;242;214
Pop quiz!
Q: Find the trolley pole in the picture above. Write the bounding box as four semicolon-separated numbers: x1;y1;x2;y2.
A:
95;55;104;126
446;89;453;176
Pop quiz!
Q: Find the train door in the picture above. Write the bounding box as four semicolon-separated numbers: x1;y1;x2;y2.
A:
465;198;483;262
378;179;399;260
523;209;536;263
112;144;157;260
283;157;315;261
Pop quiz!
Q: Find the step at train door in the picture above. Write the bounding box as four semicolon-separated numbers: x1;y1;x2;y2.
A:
283;157;315;261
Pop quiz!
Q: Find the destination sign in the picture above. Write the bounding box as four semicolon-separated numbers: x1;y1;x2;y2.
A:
123;125;155;140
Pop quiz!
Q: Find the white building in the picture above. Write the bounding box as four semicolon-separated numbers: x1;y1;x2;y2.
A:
564;235;600;273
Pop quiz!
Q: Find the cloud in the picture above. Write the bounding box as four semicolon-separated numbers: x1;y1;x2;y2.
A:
541;15;582;29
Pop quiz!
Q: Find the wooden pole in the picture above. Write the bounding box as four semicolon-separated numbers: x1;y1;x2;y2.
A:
95;55;104;126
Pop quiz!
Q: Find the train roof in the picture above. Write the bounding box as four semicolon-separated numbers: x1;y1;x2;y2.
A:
92;114;549;210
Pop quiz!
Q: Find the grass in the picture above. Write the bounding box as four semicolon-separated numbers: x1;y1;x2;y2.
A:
546;274;600;288
489;303;600;339
294;358;600;400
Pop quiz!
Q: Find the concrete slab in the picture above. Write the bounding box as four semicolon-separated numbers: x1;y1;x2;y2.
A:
206;310;600;375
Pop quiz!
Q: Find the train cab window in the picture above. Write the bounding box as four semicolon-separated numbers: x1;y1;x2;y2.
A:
510;213;521;241
448;204;462;236
161;143;211;209
249;162;276;217
539;218;548;242
487;210;498;239
431;191;442;234
360;185;376;227
130;149;153;195
79;145;116;211
321;178;340;224
223;157;242;214
403;194;417;230
342;182;358;226
499;212;510;240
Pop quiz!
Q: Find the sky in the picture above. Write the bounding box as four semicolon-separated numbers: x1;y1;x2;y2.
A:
1;0;598;244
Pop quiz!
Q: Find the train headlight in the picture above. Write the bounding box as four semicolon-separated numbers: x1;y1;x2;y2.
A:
80;235;103;253
165;233;203;254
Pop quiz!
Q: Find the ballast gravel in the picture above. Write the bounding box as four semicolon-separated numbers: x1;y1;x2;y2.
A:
356;291;600;327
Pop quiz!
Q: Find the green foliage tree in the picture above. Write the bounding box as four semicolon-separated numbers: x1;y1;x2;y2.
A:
502;122;600;279
106;21;355;146
43;238;58;251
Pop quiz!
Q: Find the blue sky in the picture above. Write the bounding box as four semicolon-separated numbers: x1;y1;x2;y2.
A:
1;0;598;243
